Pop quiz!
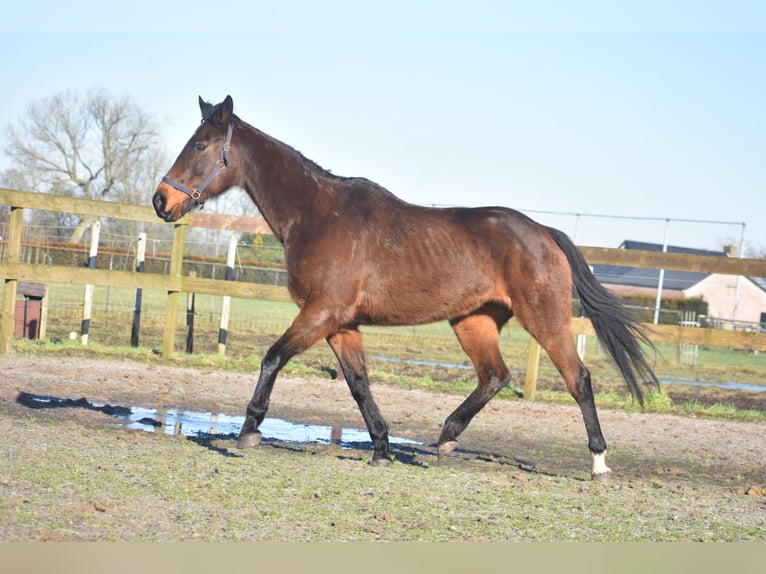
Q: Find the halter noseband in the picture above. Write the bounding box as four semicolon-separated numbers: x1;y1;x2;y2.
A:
161;121;234;217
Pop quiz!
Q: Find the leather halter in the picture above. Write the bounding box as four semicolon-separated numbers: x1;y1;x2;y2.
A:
161;122;233;217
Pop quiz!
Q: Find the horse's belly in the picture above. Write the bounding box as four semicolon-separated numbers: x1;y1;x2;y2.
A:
357;278;504;326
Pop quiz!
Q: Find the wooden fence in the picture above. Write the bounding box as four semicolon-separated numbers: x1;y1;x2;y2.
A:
3;187;766;395
0;188;284;356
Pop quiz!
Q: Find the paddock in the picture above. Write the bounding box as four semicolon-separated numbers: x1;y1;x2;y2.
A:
1;354;764;541
2;186;766;539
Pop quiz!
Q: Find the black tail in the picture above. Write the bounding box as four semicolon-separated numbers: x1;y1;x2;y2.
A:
547;227;659;405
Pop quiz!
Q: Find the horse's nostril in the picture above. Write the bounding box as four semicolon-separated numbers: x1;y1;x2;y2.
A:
152;192;166;214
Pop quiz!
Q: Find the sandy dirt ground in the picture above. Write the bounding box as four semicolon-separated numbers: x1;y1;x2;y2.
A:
1;353;764;491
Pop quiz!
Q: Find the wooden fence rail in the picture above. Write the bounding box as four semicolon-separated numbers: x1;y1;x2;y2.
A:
3;188;766;393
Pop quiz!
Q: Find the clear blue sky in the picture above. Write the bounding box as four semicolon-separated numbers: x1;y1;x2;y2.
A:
2;2;766;252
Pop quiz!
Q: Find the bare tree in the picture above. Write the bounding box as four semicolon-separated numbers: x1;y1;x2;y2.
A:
3;89;167;241
2;90;260;255
5;89;164;203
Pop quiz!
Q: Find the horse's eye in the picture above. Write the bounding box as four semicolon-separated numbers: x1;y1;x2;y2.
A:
194;142;207;151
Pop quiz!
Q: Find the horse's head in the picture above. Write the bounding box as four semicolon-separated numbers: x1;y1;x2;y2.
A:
152;95;237;222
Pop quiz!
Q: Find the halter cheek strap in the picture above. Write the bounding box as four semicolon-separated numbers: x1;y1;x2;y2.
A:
162;122;234;217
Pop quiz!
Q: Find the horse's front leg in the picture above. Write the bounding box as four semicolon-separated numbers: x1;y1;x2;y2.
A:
327;329;391;466
236;342;286;448
237;311;330;449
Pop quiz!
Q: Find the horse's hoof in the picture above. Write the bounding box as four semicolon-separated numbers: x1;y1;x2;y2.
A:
591;470;612;482
369;457;393;467
237;431;263;449
437;440;458;458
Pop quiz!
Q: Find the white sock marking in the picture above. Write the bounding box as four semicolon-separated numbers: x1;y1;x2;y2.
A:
592;451;611;475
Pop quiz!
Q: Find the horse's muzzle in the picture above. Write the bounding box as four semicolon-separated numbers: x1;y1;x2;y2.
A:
152;190;180;222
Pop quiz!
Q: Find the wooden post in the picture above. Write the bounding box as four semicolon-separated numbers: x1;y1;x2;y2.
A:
162;221;187;358
38;286;48;340
186;271;196;354
80;220;101;345
130;232;146;347
218;235;237;356
0;207;24;354
523;337;542;401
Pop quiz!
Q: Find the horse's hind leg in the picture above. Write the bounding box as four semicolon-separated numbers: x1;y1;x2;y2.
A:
521;313;611;480
327;328;391;466
572;364;611;479
438;311;511;458
557;352;610;480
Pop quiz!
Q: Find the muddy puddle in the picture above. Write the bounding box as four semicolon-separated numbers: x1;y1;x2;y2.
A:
15;392;420;448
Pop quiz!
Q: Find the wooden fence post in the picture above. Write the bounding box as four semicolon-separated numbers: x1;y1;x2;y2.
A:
162;220;187;358
218;235;237;356
523;337;542;401
0;206;24;353
80;220;101;345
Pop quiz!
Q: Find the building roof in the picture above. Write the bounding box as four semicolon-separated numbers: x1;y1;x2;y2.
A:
592;240;725;292
751;277;766;292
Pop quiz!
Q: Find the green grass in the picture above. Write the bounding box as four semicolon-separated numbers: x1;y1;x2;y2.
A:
1;414;762;542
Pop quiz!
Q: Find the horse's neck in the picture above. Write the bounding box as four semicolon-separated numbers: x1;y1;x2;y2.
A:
238;124;322;243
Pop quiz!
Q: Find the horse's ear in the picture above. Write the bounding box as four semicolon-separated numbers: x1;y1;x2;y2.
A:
213;95;234;126
198;96;215;121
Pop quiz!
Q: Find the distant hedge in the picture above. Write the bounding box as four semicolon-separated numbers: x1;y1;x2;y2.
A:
620;295;708;325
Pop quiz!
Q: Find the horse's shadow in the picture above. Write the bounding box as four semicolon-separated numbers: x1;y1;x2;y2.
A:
186;432;557;477
186;432;434;467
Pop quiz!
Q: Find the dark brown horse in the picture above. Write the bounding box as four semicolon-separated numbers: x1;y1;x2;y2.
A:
153;96;658;479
